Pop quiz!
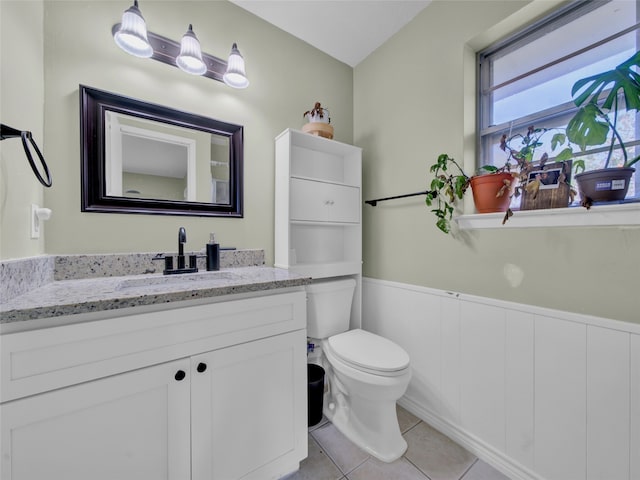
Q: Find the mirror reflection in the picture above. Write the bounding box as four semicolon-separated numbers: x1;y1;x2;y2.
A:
105;112;230;203
80;85;243;217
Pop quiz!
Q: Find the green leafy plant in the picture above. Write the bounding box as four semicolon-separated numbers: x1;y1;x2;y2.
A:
499;125;576;202
425;154;469;233
566;51;640;169
425;154;498;233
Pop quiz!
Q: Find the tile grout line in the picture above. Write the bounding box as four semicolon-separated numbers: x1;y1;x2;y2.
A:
342;455;371;477
402;455;433;480
457;457;479;480
308;432;346;478
401;419;423;435
396;419;433;480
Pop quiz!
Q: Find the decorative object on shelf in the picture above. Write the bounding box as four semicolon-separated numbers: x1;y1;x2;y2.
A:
499;125;575;210
518;160;574;210
0;123;52;187
566;51;640;206
112;1;249;88
302;102;333;139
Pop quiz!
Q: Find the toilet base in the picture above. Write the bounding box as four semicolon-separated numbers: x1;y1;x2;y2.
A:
323;388;408;463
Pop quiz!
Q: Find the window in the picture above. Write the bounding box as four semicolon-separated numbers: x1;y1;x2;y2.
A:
478;0;640;207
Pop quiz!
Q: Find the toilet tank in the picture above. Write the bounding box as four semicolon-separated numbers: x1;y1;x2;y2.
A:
306;278;356;339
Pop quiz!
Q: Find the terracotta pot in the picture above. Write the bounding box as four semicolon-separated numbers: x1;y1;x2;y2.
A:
575;167;635;203
470;172;516;213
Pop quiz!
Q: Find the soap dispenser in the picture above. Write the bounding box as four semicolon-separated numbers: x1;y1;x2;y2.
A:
206;233;220;271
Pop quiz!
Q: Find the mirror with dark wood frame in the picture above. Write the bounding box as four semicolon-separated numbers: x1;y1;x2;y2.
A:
80;85;243;217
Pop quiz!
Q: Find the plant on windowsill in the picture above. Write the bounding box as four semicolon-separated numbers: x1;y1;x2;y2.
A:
566;51;640;206
425;155;515;234
499;125;576;211
426;126;574;234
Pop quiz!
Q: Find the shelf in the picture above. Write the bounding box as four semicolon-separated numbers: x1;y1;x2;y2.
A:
275;128;362;284
289;174;359;189
456;202;640;230
290;220;360;226
276;129;362;157
280;261;362;279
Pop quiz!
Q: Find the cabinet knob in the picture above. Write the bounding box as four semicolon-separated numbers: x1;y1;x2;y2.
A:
197;362;207;373
174;370;186;381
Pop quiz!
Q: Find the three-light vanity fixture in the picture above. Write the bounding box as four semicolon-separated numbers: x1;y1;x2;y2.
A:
112;0;249;89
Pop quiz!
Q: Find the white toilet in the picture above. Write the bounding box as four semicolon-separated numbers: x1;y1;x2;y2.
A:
306;278;411;463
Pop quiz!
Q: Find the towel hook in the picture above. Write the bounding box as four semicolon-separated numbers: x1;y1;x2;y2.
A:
0;123;52;187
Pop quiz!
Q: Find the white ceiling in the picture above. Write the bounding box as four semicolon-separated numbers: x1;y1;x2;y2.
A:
230;0;432;67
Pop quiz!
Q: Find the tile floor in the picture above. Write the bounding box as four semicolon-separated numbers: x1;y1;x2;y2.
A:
286;405;510;480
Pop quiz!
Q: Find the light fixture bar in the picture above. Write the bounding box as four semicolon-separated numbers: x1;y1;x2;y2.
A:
112;23;228;83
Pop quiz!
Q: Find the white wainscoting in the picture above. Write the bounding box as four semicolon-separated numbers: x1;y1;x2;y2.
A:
362;278;640;480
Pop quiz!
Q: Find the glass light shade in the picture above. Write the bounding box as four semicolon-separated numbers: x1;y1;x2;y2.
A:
113;0;153;58
223;43;249;89
176;25;207;75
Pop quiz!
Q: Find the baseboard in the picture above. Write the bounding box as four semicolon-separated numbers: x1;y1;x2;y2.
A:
398;395;545;480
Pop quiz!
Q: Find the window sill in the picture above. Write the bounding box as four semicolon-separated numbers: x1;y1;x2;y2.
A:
456;202;640;230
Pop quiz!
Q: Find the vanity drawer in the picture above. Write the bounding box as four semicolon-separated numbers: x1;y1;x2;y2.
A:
290;178;360;223
0;290;306;402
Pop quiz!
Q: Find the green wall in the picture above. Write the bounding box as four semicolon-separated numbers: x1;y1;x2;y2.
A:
0;1;45;258
0;0;352;260
354;0;639;324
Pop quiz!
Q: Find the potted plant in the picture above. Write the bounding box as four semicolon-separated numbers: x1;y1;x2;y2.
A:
302;101;334;139
499;126;575;210
566;51;640;205
426;126;573;233
425;154;515;233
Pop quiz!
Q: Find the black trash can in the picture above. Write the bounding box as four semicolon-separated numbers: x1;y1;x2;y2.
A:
307;363;325;427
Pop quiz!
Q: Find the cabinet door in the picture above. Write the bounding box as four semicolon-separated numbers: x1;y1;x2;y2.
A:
191;330;307;480
0;358;191;480
290;178;359;223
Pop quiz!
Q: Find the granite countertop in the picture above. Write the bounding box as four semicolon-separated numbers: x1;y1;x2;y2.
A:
0;251;310;324
0;267;310;323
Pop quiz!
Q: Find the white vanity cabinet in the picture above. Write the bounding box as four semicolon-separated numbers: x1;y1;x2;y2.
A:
275;128;362;328
191;331;305;480
0;290;307;480
1;357;192;480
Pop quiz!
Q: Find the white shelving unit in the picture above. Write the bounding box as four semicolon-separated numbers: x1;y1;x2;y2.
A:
275;128;363;329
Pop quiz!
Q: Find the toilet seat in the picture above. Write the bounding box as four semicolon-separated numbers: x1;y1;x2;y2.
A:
326;329;410;377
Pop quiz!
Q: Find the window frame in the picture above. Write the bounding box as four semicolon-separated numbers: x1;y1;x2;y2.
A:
460;0;640;229
476;0;640;206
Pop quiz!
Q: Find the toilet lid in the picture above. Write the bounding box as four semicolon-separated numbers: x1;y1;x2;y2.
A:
327;329;410;373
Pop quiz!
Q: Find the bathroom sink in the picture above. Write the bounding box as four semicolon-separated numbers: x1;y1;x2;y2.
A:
116;271;239;290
